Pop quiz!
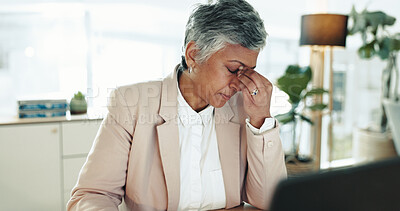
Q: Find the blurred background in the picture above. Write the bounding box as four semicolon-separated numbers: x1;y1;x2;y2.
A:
0;0;399;210
1;0;399;158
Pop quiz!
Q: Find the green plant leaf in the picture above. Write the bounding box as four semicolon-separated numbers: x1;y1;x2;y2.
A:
299;114;313;125
276;65;312;104
73;91;85;100
382;12;396;26
358;41;376;59
307;103;327;111
390;37;400;52
303;88;329;98
348;6;397;58
364;11;392;32
275;112;295;125
376;37;400;59
348;6;367;35
377;37;390;59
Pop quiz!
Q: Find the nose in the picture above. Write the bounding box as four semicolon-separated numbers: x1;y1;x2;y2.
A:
229;76;242;93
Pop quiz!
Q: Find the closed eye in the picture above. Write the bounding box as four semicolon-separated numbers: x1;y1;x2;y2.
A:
227;68;239;74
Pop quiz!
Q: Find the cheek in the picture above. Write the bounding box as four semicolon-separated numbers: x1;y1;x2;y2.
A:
208;73;231;93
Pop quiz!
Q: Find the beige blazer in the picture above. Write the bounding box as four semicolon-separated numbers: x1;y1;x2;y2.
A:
67;68;287;211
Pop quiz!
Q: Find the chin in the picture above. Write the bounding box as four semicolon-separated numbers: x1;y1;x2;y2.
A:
210;97;227;108
212;103;225;108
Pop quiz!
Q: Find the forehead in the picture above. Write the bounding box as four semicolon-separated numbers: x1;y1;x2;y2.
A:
212;43;259;67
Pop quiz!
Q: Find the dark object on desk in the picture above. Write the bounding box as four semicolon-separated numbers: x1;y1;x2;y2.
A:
270;158;400;211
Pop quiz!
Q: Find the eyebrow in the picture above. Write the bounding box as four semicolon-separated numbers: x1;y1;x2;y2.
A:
228;60;256;69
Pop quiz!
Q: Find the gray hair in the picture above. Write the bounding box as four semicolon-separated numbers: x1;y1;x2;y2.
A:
182;0;267;66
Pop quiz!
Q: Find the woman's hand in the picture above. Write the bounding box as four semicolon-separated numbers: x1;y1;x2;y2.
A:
237;68;272;128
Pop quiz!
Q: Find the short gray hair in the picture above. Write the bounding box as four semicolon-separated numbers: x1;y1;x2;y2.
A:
183;0;267;66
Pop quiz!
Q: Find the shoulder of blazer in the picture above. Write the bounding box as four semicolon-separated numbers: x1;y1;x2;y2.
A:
105;80;164;135
113;79;164;114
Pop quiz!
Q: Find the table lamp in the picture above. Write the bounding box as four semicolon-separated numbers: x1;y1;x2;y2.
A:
299;14;348;169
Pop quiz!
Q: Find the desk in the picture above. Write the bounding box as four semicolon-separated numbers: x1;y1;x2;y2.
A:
216;203;261;210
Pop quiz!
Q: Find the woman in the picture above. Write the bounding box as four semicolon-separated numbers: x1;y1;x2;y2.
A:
67;0;287;210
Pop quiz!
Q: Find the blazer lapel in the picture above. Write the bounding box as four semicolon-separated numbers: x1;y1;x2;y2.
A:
215;103;241;208
156;69;180;211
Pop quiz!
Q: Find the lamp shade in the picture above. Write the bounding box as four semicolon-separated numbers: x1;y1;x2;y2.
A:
300;14;348;47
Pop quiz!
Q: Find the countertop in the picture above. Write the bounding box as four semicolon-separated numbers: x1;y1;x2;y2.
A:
0;108;106;125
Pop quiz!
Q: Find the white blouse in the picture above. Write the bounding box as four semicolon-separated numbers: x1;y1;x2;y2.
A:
176;76;275;211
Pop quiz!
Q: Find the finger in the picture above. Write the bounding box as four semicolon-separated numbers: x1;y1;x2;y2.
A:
241;69;268;90
242;69;275;101
242;86;255;104
237;73;258;95
237;80;245;91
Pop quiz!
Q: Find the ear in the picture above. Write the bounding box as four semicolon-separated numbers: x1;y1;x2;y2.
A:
184;41;199;68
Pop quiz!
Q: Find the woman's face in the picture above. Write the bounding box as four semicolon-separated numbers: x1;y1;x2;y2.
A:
192;43;259;108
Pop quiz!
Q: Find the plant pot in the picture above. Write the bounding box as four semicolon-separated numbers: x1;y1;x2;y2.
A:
69;98;87;115
285;157;315;177
383;99;400;155
280;122;296;156
280;118;314;158
353;127;397;164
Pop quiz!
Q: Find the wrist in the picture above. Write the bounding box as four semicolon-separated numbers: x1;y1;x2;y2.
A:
249;114;272;129
249;118;263;129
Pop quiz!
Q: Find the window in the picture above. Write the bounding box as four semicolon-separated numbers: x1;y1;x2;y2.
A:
86;3;188;108
0;4;87;116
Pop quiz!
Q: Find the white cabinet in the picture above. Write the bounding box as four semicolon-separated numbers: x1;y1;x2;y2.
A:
63;157;87;207
62;120;102;156
62;120;102;208
0;119;102;211
0;123;62;211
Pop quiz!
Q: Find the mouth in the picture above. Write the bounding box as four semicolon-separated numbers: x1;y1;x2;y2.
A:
220;93;232;101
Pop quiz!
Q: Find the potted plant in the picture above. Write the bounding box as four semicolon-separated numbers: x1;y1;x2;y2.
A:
348;6;400;157
275;64;328;169
69;91;87;115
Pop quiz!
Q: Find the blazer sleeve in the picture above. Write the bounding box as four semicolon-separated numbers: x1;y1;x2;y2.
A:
243;120;287;210
67;87;136;211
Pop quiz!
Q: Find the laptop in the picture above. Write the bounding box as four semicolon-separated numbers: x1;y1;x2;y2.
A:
269;157;400;211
